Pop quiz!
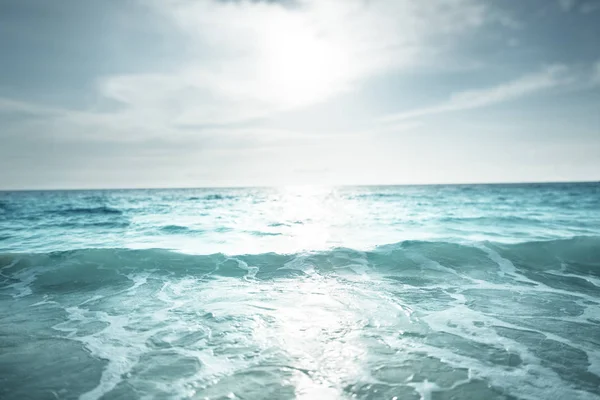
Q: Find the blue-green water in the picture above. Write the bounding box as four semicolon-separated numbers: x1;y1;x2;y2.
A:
1;183;600;399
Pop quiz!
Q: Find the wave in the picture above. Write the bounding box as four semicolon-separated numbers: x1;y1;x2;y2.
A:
268;222;290;227
245;230;282;236
187;194;238;200
158;225;202;234
352;193;406;199
437;216;541;224
35;220;131;229
202;194;237;201
57;206;123;216
1;236;599;296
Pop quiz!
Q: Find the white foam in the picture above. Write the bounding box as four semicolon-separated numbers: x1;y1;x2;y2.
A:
124;272;150;295
279;256;315;274
40;253;600;400
29;295;58;307
407;380;442;400
1;266;42;298
226;258;259;279
0;257;21;273
477;244;525;281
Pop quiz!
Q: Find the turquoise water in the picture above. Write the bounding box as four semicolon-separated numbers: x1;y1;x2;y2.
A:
1;183;600;399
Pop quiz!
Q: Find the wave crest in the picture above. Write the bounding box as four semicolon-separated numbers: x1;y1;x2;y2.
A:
1;236;599;295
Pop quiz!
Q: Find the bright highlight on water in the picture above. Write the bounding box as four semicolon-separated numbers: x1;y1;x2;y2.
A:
1;183;600;399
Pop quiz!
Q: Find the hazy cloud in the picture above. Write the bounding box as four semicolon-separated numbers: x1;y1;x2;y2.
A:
3;0;500;141
380;65;573;123
593;61;600;85
96;0;491;126
558;0;577;12
558;0;600;13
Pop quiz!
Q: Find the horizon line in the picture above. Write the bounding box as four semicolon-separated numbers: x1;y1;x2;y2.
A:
1;179;599;192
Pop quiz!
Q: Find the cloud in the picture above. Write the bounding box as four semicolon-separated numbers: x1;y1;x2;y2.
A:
593;61;600;85
580;2;600;13
13;60;589;145
0;0;500;146
94;0;491;127
0;98;64;116
558;0;600;13
379;65;573;123
558;0;577;12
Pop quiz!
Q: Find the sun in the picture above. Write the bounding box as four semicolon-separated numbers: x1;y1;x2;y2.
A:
257;16;352;108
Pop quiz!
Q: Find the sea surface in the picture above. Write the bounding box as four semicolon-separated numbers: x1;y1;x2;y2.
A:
1;183;600;400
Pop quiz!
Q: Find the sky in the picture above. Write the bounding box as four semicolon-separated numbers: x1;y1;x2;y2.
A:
0;0;599;189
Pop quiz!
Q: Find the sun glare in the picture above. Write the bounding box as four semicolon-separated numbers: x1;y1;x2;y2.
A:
259;18;351;107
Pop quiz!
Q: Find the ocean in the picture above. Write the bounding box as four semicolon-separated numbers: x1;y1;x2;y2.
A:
1;183;599;400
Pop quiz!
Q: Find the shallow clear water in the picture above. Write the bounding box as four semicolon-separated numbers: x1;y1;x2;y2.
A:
1;183;600;399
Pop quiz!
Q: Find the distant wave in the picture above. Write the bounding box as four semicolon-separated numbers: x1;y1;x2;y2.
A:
186;194;238;201
245;230;282;237
352;193;405;199
158;225;203;234
44;221;130;229
203;194;237;201
268;222;290;227
438;216;541;224
57;206;123;216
